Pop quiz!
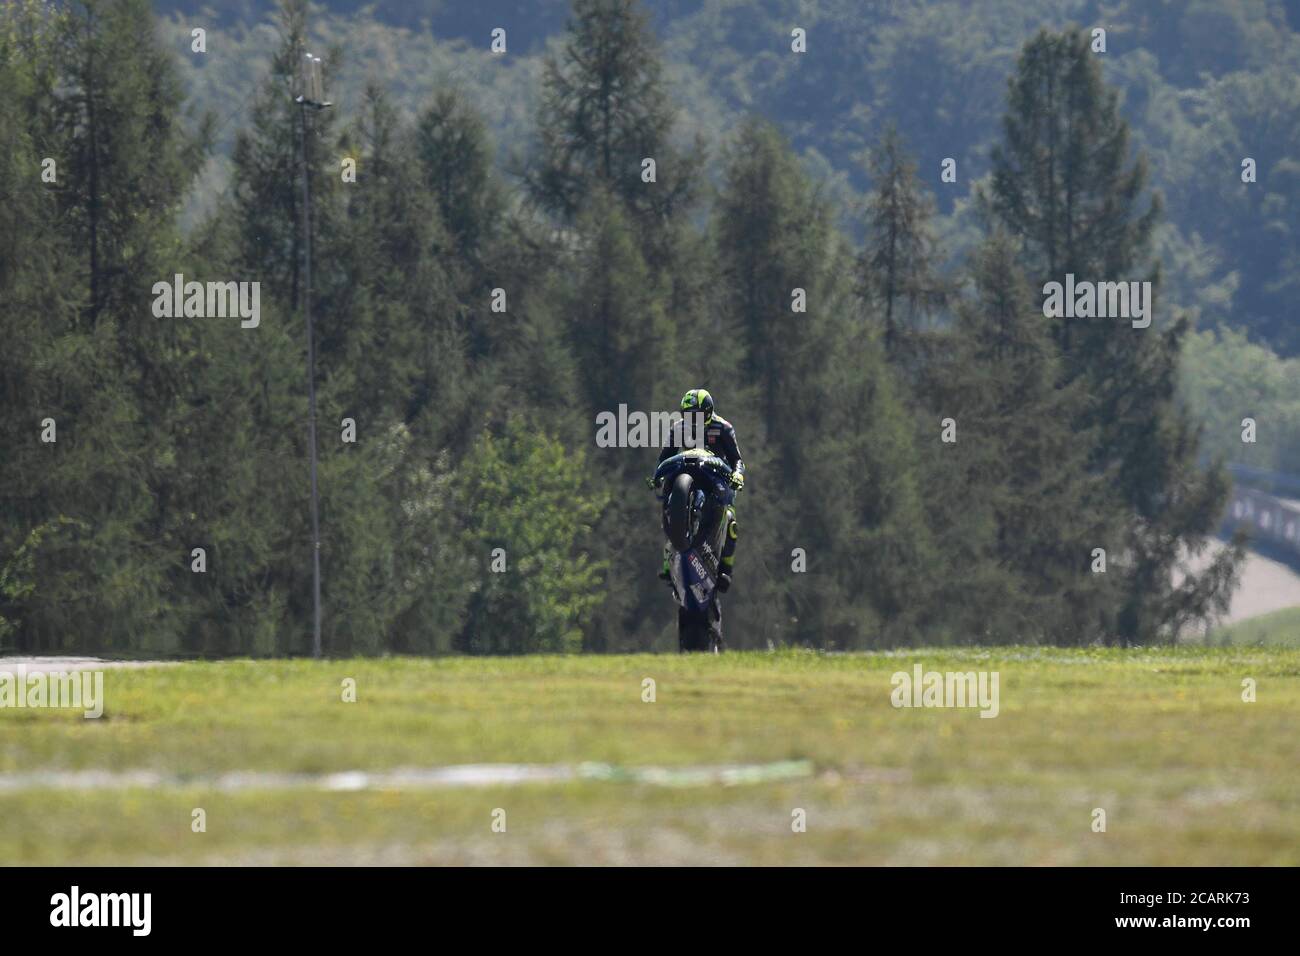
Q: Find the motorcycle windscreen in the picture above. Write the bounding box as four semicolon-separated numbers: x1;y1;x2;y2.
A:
671;548;716;611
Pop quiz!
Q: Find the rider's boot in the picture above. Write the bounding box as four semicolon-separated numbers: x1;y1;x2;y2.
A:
658;542;671;580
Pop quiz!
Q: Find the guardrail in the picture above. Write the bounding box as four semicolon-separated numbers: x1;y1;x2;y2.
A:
1223;465;1300;561
1226;462;1300;498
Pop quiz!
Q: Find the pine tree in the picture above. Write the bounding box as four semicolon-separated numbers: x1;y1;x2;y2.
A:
712;118;937;648
1;0;210;652
0;1;89;646
191;0;345;654
714;119;826;450
555;189;671;649
804;301;939;647
527;0;700;231
983;28;1161;363
951;233;1119;642
414;88;504;270
982;28;1240;643
519;0;720;649
309;84;435;653
858;125;947;365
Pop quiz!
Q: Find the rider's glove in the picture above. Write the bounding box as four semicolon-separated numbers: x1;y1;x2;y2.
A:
645;475;658;490
729;470;745;491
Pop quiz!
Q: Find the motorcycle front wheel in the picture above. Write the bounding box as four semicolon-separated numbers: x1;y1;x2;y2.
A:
665;472;695;552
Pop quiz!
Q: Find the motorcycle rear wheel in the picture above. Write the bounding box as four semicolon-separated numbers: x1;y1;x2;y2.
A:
678;606;723;654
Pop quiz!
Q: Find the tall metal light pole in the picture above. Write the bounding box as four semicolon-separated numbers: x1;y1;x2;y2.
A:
296;53;331;658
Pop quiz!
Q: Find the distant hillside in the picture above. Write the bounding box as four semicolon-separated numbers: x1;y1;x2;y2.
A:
161;0;1300;357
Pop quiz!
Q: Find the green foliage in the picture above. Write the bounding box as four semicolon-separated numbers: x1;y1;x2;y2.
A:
1180;327;1300;475
1;0;208;652
528;0;693;225
943;233;1119;642
414;88;504;267
2;1;1270;654
155;0;1300;365
983;26;1241;644
457;418;609;654
857;125;949;372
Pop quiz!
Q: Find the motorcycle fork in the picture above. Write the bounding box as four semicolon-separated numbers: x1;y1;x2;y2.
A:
691;488;706;540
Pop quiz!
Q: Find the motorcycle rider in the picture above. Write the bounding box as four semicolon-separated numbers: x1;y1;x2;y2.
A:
648;388;745;591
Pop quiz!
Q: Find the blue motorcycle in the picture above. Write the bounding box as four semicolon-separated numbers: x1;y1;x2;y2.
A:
652;449;738;653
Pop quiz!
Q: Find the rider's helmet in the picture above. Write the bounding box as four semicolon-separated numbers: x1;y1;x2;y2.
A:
679;388;715;422
679;389;714;450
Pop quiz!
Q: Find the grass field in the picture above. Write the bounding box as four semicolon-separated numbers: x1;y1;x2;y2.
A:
1209;606;1300;646
2;647;1298;865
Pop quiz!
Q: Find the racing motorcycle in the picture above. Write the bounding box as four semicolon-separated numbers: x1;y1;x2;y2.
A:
651;448;738;653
